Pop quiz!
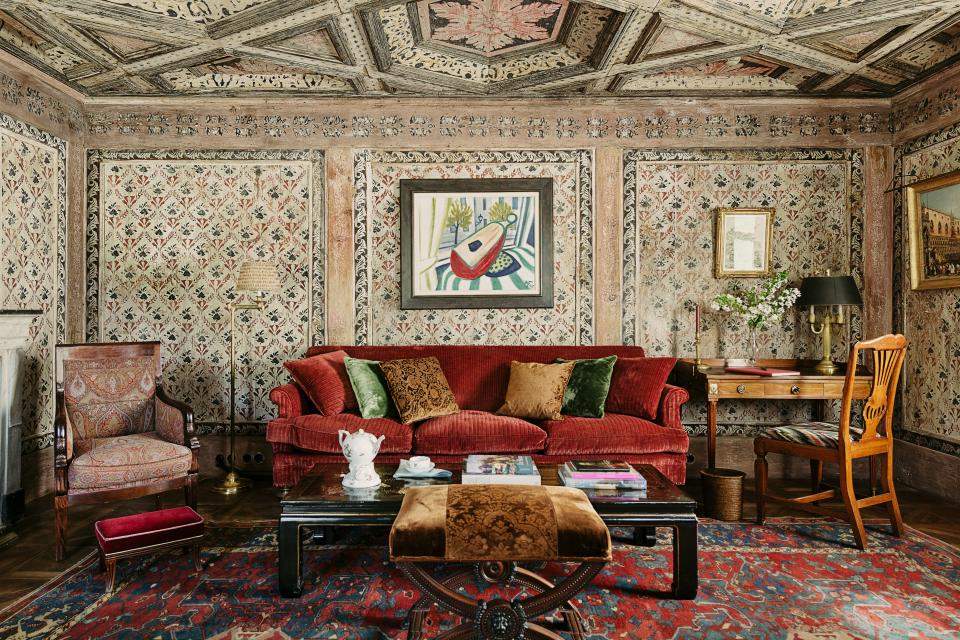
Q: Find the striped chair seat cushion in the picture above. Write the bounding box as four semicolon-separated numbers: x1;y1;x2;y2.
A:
761;421;864;448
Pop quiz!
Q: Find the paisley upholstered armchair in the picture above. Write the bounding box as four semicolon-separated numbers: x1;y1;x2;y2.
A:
54;341;199;560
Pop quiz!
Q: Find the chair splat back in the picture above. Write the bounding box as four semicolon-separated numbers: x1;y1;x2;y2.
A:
840;334;907;445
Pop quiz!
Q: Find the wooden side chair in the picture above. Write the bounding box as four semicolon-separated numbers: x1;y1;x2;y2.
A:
754;334;907;550
54;341;199;560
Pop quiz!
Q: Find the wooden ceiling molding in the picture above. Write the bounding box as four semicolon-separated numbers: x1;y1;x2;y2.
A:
0;0;958;97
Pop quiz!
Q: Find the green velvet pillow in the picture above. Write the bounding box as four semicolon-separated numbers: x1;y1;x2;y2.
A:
557;355;618;418
344;357;396;419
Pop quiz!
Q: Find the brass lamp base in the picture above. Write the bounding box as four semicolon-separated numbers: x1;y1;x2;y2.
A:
212;470;252;495
814;359;838;375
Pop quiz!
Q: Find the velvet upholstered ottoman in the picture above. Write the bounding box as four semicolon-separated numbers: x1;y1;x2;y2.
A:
94;505;204;592
390;484;611;640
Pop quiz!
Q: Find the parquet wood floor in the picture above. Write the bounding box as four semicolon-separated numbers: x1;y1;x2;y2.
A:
0;475;956;612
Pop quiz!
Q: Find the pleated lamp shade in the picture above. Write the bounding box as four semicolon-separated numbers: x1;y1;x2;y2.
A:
236;260;282;294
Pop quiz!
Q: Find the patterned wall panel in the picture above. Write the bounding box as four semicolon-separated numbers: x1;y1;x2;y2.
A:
0;113;65;455
354;150;593;346
623;149;864;435
86;150;324;432
895;125;960;457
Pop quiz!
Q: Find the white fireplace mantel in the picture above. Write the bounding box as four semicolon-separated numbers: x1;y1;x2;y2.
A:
0;310;40;535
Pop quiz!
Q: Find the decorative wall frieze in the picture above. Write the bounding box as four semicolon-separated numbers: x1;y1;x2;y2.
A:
0;66;83;137
80;100;893;146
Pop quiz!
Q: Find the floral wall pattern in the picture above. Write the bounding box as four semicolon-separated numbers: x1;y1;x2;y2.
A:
623;149;864;435
354;150;593;346
0;113;66;455
895;124;960;457
86;150;324;432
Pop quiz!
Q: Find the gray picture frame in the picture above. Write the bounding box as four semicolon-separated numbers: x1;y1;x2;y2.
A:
400;178;554;309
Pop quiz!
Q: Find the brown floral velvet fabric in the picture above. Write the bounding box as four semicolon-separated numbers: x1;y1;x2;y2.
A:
497;361;575;421
390;485;611;562
379;357;459;424
63;356;157;454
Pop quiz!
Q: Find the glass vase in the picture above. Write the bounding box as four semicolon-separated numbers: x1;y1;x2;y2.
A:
748;326;759;365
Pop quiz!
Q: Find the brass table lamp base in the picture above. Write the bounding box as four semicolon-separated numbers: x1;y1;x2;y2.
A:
814;359;838;375
212;470;252;495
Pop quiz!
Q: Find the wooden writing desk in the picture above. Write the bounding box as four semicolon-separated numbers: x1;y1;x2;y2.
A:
676;358;872;469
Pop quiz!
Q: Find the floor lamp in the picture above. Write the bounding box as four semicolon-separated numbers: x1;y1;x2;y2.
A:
213;260;282;495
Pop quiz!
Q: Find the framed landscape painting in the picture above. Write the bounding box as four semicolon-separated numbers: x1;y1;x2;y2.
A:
907;169;960;290
399;178;553;309
715;208;774;278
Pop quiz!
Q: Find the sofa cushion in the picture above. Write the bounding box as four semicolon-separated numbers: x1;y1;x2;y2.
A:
542;413;689;456
380;357;459;424
344;357;396;419
274;413;413;454
284;350;357;416
498;361;575;421
558;355;617;418
68;432;192;493
415;410;546;455
605;357;677;420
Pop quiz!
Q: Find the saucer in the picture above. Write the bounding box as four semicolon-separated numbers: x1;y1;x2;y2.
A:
399;458;435;474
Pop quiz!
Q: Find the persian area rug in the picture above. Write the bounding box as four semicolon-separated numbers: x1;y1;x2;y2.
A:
1;519;957;639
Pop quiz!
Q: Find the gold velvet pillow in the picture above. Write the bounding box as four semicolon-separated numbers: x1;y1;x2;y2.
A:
379;357;460;424
498;361;575;421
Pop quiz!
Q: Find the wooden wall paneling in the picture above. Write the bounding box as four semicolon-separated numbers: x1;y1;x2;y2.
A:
595;146;622;344
325;147;355;344
863;145;894;339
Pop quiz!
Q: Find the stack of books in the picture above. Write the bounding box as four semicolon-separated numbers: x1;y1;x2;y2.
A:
559;460;647;490
461;455;541;485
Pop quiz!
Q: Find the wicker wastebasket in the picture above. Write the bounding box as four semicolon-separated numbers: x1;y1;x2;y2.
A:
700;467;746;521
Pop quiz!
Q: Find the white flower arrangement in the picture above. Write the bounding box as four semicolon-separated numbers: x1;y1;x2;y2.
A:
711;271;801;330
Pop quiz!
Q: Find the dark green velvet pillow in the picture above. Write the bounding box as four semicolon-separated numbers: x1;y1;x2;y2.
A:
557;355;618;418
344;357;396;419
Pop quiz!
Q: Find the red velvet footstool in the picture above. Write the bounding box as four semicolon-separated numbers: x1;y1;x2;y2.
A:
95;506;204;592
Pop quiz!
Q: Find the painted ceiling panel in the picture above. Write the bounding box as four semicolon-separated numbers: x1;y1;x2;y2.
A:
0;0;958;96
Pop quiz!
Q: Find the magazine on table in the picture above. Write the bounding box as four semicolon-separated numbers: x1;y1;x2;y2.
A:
462;455;541;485
559;466;647;490
563;460;642;480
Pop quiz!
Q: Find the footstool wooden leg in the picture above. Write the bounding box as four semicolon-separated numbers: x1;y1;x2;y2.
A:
105;558;117;593
191;543;202;571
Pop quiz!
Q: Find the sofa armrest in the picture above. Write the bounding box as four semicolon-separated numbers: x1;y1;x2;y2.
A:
655;384;689;431
270;383;311;419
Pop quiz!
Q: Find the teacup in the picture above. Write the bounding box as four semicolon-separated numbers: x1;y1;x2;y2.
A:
406;455;433;472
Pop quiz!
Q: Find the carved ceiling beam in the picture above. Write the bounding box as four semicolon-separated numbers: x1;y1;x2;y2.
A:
36;0;207;39
859;10;960;67
231;45;363;77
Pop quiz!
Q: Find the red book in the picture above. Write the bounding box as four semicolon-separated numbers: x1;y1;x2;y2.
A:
724;366;800;377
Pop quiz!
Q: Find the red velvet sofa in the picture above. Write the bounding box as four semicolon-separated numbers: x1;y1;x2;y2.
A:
267;345;690;487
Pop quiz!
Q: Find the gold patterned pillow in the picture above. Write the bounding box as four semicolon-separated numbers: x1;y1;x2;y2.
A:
498;361;575;421
379;357;460;424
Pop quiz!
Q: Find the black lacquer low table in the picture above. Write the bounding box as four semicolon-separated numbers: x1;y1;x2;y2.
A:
278;463;698;599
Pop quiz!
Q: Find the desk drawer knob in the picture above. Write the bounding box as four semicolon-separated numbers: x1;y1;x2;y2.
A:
791;385;801;395
736;384;746;394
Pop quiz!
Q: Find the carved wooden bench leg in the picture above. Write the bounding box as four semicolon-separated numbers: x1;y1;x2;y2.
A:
398;561;605;640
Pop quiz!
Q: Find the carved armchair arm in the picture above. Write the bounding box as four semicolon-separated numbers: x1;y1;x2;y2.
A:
655;384;690;432
54;390;70;496
155;385;197;451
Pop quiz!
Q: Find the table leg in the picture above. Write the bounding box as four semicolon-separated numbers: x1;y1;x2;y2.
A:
278;519;304;597
707;399;718;470
672;521;698;600
632;526;656;547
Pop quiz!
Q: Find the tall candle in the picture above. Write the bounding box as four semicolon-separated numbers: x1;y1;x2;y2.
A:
695;304;701;336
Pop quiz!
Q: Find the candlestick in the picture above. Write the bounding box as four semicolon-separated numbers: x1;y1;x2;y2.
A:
695;303;701;336
693;335;710;374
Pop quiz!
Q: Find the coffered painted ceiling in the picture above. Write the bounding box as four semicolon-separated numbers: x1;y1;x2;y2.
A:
1;0;959;97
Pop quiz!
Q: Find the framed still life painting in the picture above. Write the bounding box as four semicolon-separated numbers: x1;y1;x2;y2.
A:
399;178;553;309
714;208;774;278
906;169;960;290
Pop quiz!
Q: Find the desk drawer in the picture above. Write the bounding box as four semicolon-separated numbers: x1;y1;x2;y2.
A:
765;381;823;398
711;381;766;398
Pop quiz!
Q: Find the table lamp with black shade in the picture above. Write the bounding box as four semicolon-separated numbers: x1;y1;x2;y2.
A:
796;270;862;375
